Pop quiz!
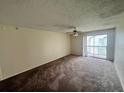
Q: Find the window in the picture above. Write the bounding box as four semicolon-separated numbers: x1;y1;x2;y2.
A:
87;35;107;59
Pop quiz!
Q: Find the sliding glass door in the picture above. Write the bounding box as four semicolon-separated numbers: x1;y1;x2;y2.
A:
87;35;107;59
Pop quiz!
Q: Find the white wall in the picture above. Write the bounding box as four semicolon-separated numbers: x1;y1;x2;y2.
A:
0;25;71;80
0;65;2;80
103;13;124;90
114;24;124;90
71;33;83;55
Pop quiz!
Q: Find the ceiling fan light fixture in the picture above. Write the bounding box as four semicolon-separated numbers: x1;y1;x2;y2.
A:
73;30;79;37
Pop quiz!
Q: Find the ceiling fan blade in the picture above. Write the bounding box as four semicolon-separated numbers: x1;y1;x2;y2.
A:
77;30;83;33
66;32;73;34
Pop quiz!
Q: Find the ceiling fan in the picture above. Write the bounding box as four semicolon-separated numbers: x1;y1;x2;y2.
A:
66;26;83;37
54;24;82;37
72;27;79;37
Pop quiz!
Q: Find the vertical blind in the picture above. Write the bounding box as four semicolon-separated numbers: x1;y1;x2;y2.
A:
83;28;115;61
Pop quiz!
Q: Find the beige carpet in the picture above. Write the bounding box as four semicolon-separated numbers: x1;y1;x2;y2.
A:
0;55;123;91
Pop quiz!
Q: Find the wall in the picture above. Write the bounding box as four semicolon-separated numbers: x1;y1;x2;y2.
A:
71;33;83;55
0;65;2;80
100;12;124;90
114;24;124;90
0;25;71;80
104;13;124;90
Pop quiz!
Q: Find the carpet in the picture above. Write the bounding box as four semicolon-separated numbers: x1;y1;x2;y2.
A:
0;55;123;91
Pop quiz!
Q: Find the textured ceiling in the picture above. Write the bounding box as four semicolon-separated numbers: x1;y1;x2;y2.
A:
0;0;124;32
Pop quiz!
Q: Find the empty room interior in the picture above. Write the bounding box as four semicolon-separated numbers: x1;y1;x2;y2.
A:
0;0;124;92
